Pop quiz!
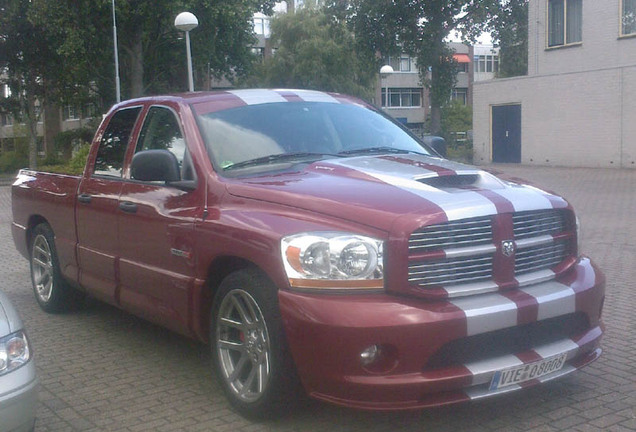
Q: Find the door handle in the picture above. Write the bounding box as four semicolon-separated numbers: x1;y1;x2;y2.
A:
119;201;138;214
78;194;92;204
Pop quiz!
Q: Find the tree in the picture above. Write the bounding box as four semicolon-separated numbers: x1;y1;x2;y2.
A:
245;4;377;100
33;0;275;104
346;0;499;134
490;0;528;78
0;0;61;168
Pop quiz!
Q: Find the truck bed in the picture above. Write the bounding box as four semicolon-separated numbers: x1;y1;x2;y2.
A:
11;170;81;283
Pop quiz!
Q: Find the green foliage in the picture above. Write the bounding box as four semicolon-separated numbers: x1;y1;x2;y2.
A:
490;0;528;78
244;5;376;100
441;101;472;137
0;151;29;174
54;127;95;159
0;0;61;168
38;144;91;175
441;101;473;164
32;0;276;103
345;0;500;133
67;144;92;175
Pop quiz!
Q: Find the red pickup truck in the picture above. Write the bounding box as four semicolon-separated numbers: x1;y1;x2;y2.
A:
11;89;604;417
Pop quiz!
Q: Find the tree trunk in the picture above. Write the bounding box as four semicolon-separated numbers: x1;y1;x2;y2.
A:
26;92;38;169
130;34;144;98
430;104;442;136
429;43;442;135
44;101;61;156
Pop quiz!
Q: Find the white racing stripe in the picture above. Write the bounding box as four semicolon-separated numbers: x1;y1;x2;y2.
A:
491;184;567;211
520;281;576;321
291;89;341;103
229;89;287;105
464;354;523;377
451;294;518;336
533;339;580;359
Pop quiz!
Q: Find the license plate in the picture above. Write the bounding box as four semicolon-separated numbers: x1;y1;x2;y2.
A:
489;353;567;391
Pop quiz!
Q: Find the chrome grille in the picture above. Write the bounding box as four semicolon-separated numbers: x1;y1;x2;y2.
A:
408;255;493;286
515;242;567;274
513;210;566;239
407;209;572;295
409;216;492;253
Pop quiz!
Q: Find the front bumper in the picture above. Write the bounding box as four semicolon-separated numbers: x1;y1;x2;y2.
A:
279;257;604;410
0;360;38;432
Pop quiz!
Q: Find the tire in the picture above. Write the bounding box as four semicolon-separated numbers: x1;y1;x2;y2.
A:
29;223;84;313
211;268;301;419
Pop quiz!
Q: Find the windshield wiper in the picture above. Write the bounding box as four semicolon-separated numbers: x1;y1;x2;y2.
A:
224;152;337;170
338;147;425;156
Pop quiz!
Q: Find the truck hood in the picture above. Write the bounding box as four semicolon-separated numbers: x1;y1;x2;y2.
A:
225;154;569;232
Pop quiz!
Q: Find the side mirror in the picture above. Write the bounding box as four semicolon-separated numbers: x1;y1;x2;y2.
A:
421;136;447;158
131;150;180;182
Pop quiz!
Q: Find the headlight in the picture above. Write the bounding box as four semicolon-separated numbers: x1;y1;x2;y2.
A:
0;330;31;376
281;232;384;291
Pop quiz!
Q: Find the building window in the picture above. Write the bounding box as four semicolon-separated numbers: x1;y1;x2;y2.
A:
381;88;422;108
63;105;79;121
84;103;96;118
400;56;411;72
451;88;468;105
383;55;414;73
253;17;270;37
622;0;636;36
548;0;582;47
251;47;265;59
474;55;499;73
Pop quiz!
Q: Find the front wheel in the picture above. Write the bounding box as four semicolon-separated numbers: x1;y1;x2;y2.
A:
30;223;83;313
211;268;301;418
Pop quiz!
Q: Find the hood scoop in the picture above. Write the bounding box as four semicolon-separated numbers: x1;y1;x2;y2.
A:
416;173;504;192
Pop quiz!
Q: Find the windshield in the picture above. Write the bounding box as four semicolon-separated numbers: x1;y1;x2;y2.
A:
194;101;431;176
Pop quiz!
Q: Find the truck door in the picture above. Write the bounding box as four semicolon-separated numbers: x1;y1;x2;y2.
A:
117;105;199;334
76;106;142;304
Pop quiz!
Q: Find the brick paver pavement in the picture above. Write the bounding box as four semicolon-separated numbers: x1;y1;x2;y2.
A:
0;164;634;431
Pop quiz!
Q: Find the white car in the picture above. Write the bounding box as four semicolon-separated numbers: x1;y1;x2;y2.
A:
0;289;37;432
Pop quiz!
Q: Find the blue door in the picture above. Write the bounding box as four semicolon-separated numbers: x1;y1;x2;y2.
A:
492;104;521;163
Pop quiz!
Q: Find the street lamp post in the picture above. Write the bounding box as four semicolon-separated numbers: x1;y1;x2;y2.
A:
112;0;121;103
174;12;199;92
379;65;394;109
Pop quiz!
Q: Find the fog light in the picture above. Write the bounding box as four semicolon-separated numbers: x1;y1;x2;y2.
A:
360;345;380;366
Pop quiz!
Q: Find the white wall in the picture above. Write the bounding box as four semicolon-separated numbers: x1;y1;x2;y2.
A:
473;66;636;168
529;0;636;77
473;0;636;169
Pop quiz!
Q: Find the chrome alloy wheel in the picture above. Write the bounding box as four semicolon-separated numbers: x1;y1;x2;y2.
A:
216;289;271;402
31;234;54;303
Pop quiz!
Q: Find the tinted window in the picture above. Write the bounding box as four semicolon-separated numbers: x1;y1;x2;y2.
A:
194;102;429;174
94;107;141;177
134;106;194;181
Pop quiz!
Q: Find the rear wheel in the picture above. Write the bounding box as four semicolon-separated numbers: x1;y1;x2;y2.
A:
211;268;300;418
30;224;83;313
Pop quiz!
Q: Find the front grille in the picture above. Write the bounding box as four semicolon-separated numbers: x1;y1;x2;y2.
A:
407;209;573;296
513;210;566;239
425;313;589;370
515;242;567;274
408;254;493;286
409;216;492;253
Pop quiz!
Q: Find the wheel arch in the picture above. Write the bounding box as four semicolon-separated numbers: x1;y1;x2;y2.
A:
26;215;50;253
196;256;264;343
